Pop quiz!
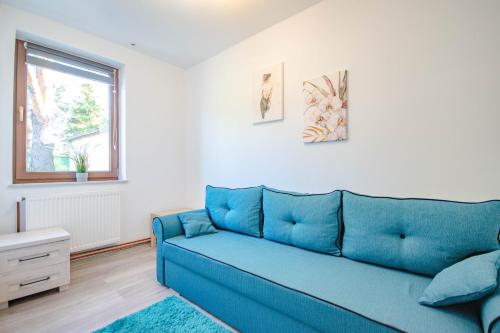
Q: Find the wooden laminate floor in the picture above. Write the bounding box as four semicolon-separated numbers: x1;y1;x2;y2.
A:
0;244;232;333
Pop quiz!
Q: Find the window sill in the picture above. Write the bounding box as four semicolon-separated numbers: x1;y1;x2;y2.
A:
9;179;128;188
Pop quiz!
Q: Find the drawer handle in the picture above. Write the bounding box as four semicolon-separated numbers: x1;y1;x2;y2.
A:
19;253;50;262
20;277;50;287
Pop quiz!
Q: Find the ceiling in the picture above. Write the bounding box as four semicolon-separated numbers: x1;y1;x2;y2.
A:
2;0;322;68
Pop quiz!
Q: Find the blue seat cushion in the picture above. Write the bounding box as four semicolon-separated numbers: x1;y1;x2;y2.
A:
163;231;481;333
205;185;263;237
342;191;500;276
481;274;500;333
263;188;341;255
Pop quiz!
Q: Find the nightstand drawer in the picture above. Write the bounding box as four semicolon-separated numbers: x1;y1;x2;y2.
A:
0;262;69;303
0;240;69;275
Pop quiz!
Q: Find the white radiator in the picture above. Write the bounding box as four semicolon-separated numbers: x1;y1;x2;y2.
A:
19;191;120;253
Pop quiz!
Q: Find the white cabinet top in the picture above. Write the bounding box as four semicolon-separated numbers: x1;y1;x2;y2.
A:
0;228;70;252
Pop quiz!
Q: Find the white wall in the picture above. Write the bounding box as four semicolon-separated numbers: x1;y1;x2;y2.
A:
2;0;500;240
0;4;187;240
185;0;500;206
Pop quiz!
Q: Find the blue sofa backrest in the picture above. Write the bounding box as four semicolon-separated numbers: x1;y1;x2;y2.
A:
341;191;500;276
205;185;263;238
262;188;342;255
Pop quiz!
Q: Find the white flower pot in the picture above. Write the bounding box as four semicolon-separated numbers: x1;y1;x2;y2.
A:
76;172;88;182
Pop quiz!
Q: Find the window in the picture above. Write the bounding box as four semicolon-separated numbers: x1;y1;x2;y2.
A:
13;40;119;183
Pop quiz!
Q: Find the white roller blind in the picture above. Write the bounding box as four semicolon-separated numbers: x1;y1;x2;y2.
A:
25;42;115;85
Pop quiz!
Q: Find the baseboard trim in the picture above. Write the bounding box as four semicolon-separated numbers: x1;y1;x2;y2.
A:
70;238;150;261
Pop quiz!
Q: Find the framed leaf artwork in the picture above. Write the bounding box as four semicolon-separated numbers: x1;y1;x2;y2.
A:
303;70;348;143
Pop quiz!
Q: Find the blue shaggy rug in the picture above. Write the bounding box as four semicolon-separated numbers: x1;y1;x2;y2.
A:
94;296;231;333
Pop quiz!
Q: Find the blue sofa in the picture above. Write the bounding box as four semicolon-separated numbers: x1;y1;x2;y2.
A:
153;187;500;333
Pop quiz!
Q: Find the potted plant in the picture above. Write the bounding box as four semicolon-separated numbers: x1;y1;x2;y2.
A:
71;147;89;182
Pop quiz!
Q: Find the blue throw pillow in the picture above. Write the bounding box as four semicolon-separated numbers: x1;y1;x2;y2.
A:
178;210;218;239
342;191;500;276
205;185;263;238
419;250;500;306
263;188;342;255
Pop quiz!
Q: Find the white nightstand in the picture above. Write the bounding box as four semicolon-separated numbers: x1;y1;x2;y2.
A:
0;227;70;309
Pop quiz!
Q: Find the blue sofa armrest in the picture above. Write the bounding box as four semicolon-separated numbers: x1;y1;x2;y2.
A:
152;209;205;243
481;277;500;333
152;209;204;285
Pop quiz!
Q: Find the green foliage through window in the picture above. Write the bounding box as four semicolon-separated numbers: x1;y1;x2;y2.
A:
56;83;105;139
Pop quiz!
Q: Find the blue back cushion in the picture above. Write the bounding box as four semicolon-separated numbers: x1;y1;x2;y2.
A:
205;185;263;238
342;191;500;276
263;188;342;255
